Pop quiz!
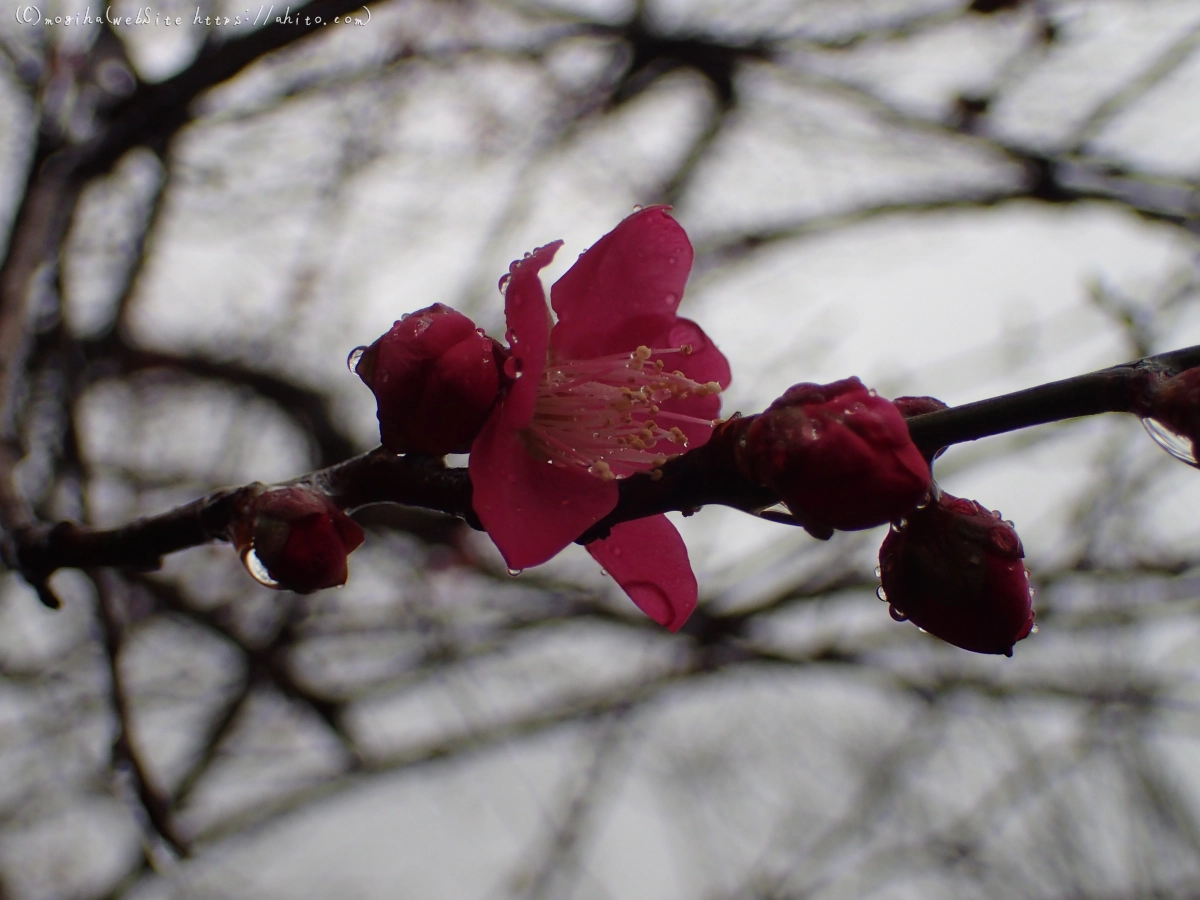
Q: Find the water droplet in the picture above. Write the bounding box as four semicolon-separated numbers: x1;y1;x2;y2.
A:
503;356;523;379
241;548;279;587
507;567;523;577
876;585;887;601
888;605;907;622
664;292;677;306
346;346;367;373
632;204;643;212
599;568;608;577
497;273;511;294
1030;623;1040;634
1142;417;1198;465
890;518;907;533
988;525;1021;556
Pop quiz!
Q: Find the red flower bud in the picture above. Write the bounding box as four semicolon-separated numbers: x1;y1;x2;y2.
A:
235;486;365;594
736;377;932;531
1137;366;1200;466
878;492;1035;656
355;304;504;455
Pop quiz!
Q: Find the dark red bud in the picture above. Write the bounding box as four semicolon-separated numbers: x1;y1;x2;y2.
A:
1136;367;1200;466
237;486;365;594
356;304;504;455
878;492;1035;656
737;377;932;531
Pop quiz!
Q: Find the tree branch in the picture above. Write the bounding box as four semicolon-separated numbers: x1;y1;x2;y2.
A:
5;343;1197;587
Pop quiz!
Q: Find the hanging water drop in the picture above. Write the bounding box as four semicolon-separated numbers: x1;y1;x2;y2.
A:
874;565;882;578
241;547;279;587
1030;623;1040;634
888;605;907;622
506;567;523;577
1142;417;1198;466
346;346;367;373
632;204;643;212
497;273;511;294
876;585;887;601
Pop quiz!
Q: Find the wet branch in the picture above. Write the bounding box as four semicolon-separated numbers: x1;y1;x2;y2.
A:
4;343;1197;587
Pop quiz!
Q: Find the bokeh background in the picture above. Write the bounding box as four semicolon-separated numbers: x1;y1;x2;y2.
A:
3;0;1200;897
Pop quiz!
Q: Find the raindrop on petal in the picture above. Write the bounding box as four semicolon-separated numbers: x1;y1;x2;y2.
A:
346;346;367;373
1142;417;1198;466
890;518;907;533
497;273;511;294
1030;623;1040;634
873;565;882;578
888;605;907;622
632;204;643;212
507;567;523;577
242;547;279;587
876;585;887;601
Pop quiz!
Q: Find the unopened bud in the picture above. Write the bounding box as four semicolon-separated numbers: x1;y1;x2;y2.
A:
737;377;932;531
356;304;505;455
878;492;1035;656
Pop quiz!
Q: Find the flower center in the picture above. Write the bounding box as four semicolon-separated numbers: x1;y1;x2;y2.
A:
526;345;722;481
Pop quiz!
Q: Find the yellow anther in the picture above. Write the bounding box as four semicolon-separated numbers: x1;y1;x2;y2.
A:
680;343;693;355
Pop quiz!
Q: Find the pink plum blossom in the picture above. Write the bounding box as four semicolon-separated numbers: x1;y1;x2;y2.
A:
469;207;730;631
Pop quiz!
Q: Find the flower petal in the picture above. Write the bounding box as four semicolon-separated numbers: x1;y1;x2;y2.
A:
502;241;562;428
470;410;619;570
550;207;693;361
645;317;730;450
586;515;698;631
662;317;731;389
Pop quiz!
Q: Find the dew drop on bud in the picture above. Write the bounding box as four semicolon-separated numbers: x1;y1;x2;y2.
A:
507;567;523;577
346;346;367;373
503;356;523;380
874;565;882;578
876;585;887;601
241;547;279;587
497;273;511;294
1142;417;1198;466
890;518;907;533
888;605;907;622
1030;623;1040;634
632;204;643;212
